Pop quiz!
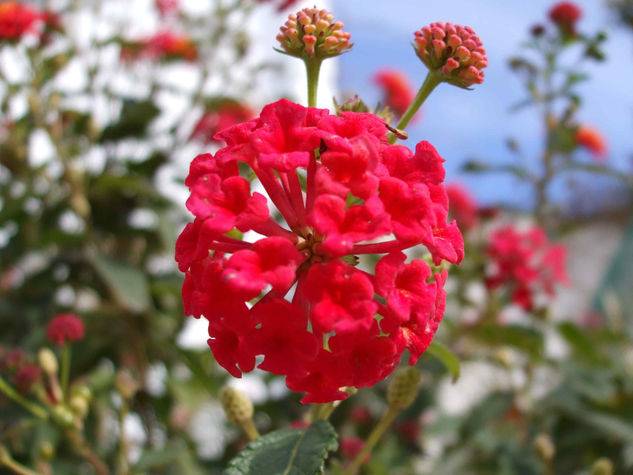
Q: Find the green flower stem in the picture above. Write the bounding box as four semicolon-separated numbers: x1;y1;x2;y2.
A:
305;58;323;108
60;344;71;400
390;70;442;144
240;418;260;441
342;405;400;475
0;445;41;475
0;377;48;420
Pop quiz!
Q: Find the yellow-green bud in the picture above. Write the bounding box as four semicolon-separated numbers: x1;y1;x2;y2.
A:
39;442;55;460
70;395;89;419
38;348;59;374
533;433;555;462
591;458;613;475
387;367;421;409
71;385;92;403
220;386;254;425
51;404;75;429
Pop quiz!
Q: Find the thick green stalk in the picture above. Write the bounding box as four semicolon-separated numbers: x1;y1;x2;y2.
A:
305;58;323;108
0;377;48;420
390;70;442;144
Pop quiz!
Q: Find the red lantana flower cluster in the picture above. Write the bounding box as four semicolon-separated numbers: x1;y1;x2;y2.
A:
373;69;416;119
575;124;607;161
0;1;41;41
486;226;569;310
122;32;197;62
176;99;463;403
549;1;582;35
446;183;479;231
0;347;42;395
46;313;85;345
190;103;255;145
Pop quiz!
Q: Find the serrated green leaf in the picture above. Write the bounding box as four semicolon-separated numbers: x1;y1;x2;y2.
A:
426;341;460;383
90;254;150;313
225;420;338;475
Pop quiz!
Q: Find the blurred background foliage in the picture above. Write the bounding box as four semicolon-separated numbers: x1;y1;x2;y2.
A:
1;0;633;474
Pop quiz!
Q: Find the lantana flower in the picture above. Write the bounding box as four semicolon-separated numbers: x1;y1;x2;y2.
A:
122;31;197;62
190;102;255;145
373;69;417;119
486;226;569;310
446;183;479;231
549;1;582;37
46;313;85;345
176;99;463;403
575;124;607;161
0;1;42;41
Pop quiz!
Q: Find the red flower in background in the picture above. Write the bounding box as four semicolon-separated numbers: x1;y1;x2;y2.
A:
46;313;85;345
575;125;607;161
446;183;479;231
0;1;41;41
256;0;300;12
190;103;255;145
176;99;463;403
155;0;179;16
549;2;582;35
373;69;416;119
486;226;569;310
123;32;197;62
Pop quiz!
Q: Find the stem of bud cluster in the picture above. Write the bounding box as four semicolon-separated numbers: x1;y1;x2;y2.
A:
342;405;399;475
305;58;323;108
0;376;48;419
390;70;442;144
60;343;71;400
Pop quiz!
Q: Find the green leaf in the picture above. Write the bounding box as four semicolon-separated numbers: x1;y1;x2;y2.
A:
557;322;604;364
225;420;338;475
99;100;160;143
90;254;150;313
468;324;544;360
426;341;460;382
132;446;183;472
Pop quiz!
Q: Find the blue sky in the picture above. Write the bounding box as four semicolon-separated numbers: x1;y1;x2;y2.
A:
334;0;633;209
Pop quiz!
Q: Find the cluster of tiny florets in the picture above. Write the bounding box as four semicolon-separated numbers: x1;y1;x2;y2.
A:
414;22;487;87
276;7;351;58
176;99;463;403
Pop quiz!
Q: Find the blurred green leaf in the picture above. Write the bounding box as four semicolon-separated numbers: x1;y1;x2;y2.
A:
468;324;544;360
99;100;160;143
132;446;183;472
90;253;150;313
558;322;604;364
225;420;338;475
426;341;460;383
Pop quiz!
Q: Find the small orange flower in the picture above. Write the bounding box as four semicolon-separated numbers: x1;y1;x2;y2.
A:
575;125;607;161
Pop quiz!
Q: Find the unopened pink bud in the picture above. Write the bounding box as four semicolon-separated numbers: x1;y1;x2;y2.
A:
447;34;462;48
413;21;487;87
276;7;352;59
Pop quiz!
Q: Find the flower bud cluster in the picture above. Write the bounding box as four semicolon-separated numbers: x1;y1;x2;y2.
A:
176;99;463;403
276;7;351;58
414;22;487;87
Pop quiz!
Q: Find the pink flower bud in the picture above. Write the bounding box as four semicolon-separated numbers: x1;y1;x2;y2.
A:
413;22;487;88
277;7;352;59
